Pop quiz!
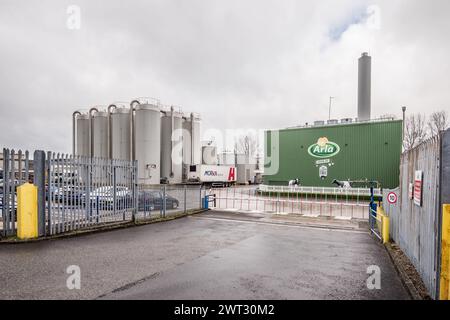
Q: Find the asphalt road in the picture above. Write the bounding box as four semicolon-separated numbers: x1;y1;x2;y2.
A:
0;211;409;300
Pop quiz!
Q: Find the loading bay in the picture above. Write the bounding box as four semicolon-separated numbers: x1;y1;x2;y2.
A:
0;210;409;300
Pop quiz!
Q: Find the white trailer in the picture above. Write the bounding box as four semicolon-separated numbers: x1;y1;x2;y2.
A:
187;164;236;186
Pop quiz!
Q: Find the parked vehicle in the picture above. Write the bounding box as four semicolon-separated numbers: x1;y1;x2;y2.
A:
89;186;132;209
52;186;86;205
139;190;179;210
0;180;18;221
187;164;236;187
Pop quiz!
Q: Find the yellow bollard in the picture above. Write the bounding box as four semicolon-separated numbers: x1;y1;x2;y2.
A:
382;214;390;244
17;183;38;239
440;204;450;300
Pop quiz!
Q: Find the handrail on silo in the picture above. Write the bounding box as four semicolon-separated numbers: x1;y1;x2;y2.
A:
88;107;99;158
72;111;82;156
107;104;117;159
130;100;140;161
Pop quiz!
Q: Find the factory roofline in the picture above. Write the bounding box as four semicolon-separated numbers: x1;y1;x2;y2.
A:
269;117;401;132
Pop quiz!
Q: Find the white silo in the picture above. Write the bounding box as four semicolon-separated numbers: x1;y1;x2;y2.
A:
182;115;192;167
191;113;201;165
76;113;90;157
182;113;201;180
110;107;131;160
134;103;161;185
357;52;372;121
92;111;109;158
161;107;183;184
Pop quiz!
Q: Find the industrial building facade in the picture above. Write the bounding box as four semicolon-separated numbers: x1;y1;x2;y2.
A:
263;119;403;188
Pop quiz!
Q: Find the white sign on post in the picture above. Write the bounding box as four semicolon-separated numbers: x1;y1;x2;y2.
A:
414;170;423;207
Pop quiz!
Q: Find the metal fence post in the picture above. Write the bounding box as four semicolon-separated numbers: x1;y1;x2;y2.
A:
112;162;117;219
46;152;53;235
33;150;46;237
199;185;202;210
184;185;187;214
163;185;167;218
132;160;138;223
86;157;91;222
2;148;9;237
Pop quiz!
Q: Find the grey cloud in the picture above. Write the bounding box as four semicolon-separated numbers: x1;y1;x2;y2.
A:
0;0;449;153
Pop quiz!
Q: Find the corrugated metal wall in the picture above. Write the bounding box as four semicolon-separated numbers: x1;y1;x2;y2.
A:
264;120;403;188
384;134;445;299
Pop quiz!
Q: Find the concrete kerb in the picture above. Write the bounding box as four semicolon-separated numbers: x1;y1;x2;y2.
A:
0;209;208;245
384;242;424;300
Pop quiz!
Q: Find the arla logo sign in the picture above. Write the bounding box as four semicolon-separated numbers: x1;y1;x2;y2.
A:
308;137;340;158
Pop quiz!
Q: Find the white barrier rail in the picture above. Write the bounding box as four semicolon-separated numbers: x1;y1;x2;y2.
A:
257;185;382;197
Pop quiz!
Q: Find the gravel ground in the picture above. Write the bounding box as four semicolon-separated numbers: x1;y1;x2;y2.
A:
386;242;432;299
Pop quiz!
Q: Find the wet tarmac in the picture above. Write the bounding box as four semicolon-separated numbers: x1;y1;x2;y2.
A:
0;211;409;300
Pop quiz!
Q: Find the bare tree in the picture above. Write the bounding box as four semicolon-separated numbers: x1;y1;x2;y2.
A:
234;134;259;156
428;110;449;137
403;113;428;151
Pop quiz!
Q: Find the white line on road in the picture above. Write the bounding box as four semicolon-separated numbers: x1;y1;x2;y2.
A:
192;215;367;234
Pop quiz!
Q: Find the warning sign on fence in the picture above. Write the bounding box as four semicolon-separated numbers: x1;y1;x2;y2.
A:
414;170;423;207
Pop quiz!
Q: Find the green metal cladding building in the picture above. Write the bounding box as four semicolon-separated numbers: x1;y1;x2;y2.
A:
264;119;403;188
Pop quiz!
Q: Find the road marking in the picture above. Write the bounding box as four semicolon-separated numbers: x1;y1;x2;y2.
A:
192;215;366;234
218;208;239;212
334;216;352;221
303;214;320;218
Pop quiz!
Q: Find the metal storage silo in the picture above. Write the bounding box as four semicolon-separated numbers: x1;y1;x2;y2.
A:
182;113;201;181
111;107;131;160
76;113;90;156
92;111;109;158
182;115;192;166
161;107;183;184
191;113;201;165
134;103;161;185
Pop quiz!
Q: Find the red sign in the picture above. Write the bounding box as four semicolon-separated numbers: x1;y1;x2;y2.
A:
414;170;423;207
387;192;397;204
228;167;235;181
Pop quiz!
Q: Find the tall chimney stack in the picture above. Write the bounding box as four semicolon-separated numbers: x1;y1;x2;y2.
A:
357;52;371;121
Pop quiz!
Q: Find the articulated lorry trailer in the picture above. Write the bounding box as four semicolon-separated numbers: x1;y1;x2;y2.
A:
187;164;236;187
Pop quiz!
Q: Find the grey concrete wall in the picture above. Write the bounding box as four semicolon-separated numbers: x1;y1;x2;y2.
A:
384;130;450;299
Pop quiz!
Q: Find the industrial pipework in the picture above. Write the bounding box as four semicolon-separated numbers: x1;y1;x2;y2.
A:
88;107;99;158
129;99;140;161
72;111;82;156
107;104;117;159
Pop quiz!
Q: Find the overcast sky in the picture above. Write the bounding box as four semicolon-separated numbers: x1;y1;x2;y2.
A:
0;0;449;153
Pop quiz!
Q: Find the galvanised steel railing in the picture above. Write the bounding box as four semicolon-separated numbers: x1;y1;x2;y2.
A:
1;147;206;239
46;153;138;235
208;186;370;219
258;184;382;197
1;148;31;237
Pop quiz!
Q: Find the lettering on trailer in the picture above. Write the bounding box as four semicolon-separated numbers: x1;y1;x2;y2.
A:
228;167;236;181
204;171;219;176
